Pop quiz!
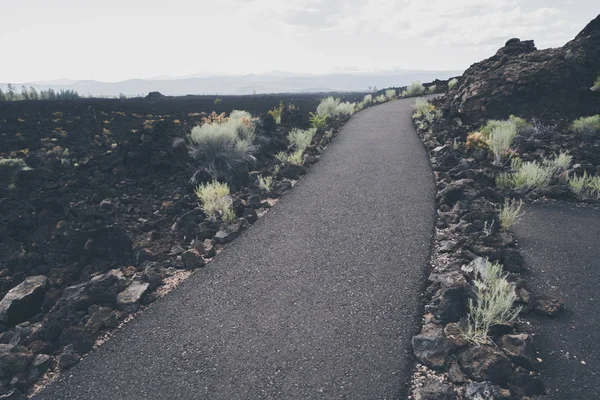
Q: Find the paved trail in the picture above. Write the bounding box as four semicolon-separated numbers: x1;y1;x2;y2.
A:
514;201;600;399
36;98;435;400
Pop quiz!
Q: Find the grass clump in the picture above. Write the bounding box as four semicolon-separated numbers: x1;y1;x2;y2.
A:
487;124;517;165
288;128;316;151
569;172;600;200
427;84;437;94
275;151;287;163
316;97;356;118
188;110;256;183
572;115;600;138
375;94;386;103
309;112;328;130
499;198;524;231
336;101;356;116
385;89;396;100
413;98;442;123
544;151;572;173
195;180;236;222
403;81;426;97
363;94;373;105
496;160;552;190
448;78;458;90
287;149;304;166
316;97;340;118
257;175;272;192
462;259;521;345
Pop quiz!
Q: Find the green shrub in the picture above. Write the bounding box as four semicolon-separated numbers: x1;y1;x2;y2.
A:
572;115;600;138
499;198;523;231
275;151;287;163
288;128;316;151
336;101;356;116
427;84;437;94
309;112;328;130
268;101;284;124
569;172;600;200
195;180;236;222
448;78;458;90
288;149;304;166
413;98;431;118
404;81;426;96
316;97;340;118
363;94;373;104
188;110;256;183
487;124;517;165
316;97;355;118
257;175;272;192
413;98;442;124
375;94;386;103
462;259;521;345
385;89;396;100
496;161;552;190
544;151;572;173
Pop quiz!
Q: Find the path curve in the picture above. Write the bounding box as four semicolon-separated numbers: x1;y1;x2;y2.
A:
35;98;435;400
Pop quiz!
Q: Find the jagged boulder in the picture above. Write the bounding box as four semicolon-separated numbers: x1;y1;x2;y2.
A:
440;14;600;123
0;276;49;326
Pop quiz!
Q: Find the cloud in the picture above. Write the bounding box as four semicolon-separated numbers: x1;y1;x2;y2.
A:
244;0;573;48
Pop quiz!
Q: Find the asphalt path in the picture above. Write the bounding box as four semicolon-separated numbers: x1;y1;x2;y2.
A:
35;98;435;400
514;201;600;399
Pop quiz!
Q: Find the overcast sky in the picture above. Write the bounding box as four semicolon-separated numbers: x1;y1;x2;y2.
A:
0;0;597;83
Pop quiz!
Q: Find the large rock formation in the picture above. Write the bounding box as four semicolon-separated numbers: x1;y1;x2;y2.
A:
440;14;600;124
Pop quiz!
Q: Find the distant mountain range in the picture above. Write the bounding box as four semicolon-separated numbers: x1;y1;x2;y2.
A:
2;69;463;97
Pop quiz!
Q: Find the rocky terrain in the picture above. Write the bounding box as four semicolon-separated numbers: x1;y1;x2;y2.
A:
411;14;600;400
441;15;600;125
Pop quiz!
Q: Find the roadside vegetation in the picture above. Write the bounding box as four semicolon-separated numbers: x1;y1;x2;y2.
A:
462;259;521;345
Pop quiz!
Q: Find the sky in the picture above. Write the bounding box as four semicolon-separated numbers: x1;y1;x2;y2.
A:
0;0;597;83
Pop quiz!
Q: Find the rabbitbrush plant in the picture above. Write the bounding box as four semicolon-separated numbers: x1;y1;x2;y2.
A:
499;198;524;231
487;124;517;165
496;160;552;190
448;78;458;90
257;175;272;192
572;115;600;138
195;180;236;222
288;128;316;152
188;110;256;183
404;81;426;96
462;259;521;345
569;172;600;200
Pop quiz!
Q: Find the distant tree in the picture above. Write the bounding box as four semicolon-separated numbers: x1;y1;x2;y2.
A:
119;93;127;99
6;84;16;101
373;86;377;92
0;89;5;102
368;86;373;91
46;88;56;100
21;86;31;101
56;89;80;100
29;86;39;100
